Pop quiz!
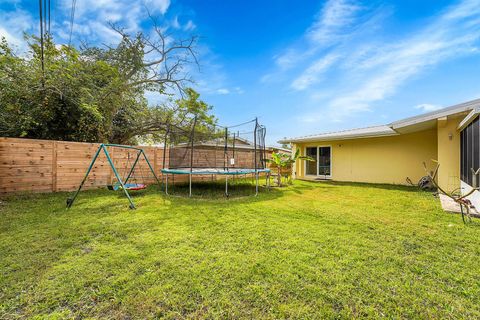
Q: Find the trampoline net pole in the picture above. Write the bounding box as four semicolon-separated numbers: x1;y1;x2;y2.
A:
225;174;228;197
254;117;258;170
165;173;169;195
232;132;236;167
263;127;267;169
189;173;192;197
189;116;198;197
224;127;228;171
214;124;217;169
161;122;169;191
190;115;197;173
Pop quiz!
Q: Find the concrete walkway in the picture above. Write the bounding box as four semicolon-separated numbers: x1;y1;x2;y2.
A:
439;194;462;213
439;194;480;218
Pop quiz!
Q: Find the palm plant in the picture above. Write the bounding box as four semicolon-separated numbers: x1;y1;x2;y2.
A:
266;149;314;187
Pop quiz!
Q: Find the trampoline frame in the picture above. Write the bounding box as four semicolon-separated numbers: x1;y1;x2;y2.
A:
162;168;271;197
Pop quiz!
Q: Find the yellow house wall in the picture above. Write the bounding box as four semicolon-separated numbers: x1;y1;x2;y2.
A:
437;117;461;192
294;128;438;185
291;143;299;179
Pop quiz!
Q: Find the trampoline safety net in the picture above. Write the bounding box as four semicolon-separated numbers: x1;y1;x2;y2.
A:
165;118;267;171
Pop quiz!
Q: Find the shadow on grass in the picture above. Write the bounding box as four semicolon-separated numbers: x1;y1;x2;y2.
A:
48;180;291;212
161;180;285;201
0;178;422;213
300;179;425;193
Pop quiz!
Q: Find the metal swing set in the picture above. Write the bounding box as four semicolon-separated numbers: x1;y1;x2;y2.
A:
66;144;161;209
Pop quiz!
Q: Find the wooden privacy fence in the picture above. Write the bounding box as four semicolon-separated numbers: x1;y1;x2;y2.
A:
0;137;164;194
0;137;276;195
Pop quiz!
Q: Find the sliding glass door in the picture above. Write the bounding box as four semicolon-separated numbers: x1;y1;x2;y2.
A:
305;146;331;178
318;147;331;177
305;147;317;175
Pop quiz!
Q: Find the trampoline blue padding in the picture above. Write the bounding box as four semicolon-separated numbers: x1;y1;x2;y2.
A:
161;168;270;175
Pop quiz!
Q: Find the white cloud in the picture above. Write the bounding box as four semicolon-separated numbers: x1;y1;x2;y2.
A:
415;104;442;112
234;87;244;94
146;0;171;15
307;0;361;45
184;20;196;31
282;0;480;123
291;53;339;90
324;0;480;120
171;16;196;31
190;44;244;98
212;87;244;95
442;0;480;20
0;27;20;46
172;16;181;29
274;49;301;70
216;88;230;95
0;9;34;53
261;0;366;83
56;0;171;44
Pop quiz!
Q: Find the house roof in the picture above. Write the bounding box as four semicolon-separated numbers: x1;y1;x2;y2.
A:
279;98;480;144
278;125;397;143
390;98;480;130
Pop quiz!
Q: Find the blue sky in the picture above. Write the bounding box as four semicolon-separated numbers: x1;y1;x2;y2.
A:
1;0;480;145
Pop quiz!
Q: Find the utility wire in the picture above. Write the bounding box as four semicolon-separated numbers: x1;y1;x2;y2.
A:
48;0;51;34
44;0;46;35
39;0;45;86
68;0;77;46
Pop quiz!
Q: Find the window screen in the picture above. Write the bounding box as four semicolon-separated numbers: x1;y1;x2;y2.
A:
305;147;317;175
318;147;331;176
461;116;480;186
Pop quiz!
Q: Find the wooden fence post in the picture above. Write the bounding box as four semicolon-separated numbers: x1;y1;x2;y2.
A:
52;141;57;192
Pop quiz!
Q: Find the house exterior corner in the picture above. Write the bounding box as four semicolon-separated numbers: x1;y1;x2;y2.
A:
292;128;439;186
283;100;480;200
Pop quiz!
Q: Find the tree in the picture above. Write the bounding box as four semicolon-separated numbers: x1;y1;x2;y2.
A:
112;88;217;144
105;14;198;95
0;14;204;144
266;149;314;187
0;36;117;141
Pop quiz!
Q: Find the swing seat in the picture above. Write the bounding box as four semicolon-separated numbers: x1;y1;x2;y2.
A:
107;183;147;191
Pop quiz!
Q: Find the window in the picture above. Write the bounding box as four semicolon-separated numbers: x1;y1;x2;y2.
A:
305;146;332;177
461;128;466;182
305;147;317;175
461;116;480;186
318;147;331;176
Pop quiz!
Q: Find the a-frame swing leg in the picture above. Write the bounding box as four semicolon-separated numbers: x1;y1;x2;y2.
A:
66;144;103;208
124;150;142;184
102;145;137;209
123;150;162;189
141;150;162;187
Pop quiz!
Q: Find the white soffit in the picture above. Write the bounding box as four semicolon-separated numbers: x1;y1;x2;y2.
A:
457;106;480;131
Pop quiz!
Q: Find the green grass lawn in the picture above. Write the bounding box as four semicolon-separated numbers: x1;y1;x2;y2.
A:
1;180;480;319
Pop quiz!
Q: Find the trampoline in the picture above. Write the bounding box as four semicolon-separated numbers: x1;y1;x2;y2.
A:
161;117;271;197
162;168;270;175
